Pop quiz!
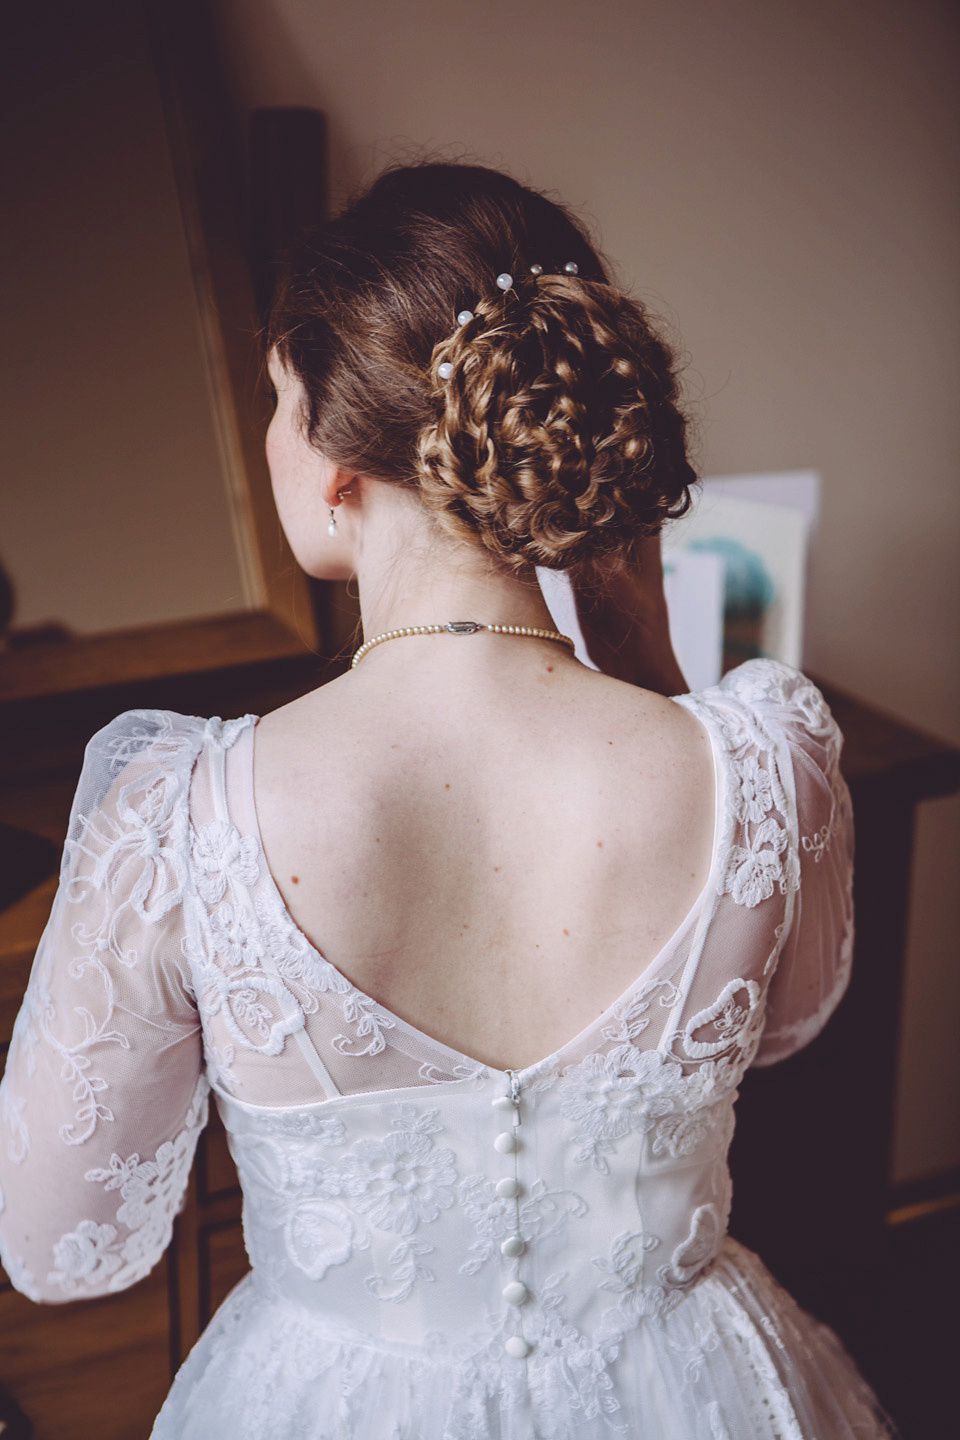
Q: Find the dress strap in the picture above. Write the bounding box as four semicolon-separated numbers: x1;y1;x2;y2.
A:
661;698;726;1037
208;726;343;1099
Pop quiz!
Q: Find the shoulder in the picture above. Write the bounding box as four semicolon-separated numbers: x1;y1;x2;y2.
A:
69;710;257;852
685;662;849;872
678;660;842;768
58;710;258;912
81;710;256;788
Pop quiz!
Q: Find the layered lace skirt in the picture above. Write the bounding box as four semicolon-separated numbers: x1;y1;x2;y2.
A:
151;1239;896;1439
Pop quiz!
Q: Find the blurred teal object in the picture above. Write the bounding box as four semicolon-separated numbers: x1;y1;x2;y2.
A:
688;537;775;614
687;537;776;667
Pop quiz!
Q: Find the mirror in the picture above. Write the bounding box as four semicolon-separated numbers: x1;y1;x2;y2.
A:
0;0;321;707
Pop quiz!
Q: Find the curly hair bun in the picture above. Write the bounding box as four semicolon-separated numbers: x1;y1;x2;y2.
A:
269;163;696;571
417;272;695;573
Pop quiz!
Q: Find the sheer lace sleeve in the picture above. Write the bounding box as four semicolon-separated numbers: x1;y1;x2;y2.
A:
727;663;855;1067
0;711;210;1302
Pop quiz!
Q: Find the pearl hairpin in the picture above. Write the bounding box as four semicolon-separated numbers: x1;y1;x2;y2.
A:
435;264;585;384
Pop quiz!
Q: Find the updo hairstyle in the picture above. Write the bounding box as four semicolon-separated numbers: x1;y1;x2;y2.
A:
268;162;696;573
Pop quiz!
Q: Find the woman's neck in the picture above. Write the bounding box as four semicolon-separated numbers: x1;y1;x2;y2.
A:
352;487;560;641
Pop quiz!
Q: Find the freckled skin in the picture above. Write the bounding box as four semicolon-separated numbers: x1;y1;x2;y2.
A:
291;876;299;885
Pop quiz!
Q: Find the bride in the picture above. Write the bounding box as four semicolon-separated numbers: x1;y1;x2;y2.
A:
0;161;895;1437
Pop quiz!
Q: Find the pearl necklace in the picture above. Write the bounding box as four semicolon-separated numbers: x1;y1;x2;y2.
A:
351;620;576;669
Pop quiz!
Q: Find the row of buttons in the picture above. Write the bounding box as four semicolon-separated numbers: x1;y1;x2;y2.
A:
493;1078;532;1359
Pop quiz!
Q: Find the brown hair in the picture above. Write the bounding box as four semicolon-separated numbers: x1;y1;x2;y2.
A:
268;161;696;572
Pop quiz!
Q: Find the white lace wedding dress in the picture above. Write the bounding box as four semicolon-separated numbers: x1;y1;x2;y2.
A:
0;660;896;1438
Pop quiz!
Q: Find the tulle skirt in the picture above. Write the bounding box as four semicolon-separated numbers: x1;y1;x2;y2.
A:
152;1238;896;1440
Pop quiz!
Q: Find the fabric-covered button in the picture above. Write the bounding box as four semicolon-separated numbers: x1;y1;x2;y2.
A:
502;1281;528;1306
492;1095;516;1113
500;1235;524;1258
494;1131;517;1154
505;1335;531;1359
495;1177;520;1199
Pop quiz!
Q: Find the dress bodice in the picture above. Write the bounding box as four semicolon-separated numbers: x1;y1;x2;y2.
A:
220;1042;737;1365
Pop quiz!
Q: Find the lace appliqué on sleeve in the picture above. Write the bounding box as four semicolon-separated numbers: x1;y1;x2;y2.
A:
48;1078;209;1297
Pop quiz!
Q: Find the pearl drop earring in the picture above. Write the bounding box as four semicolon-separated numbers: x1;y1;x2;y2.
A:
327;487;351;537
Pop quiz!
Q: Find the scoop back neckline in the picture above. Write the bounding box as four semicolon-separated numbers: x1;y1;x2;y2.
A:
232;693;725;1085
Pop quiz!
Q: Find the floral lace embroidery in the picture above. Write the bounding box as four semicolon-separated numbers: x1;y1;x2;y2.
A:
592;1201;728;1343
365;1239;435;1302
733;754;774;825
0;1086;29;1165
681;979;763;1061
458;1175;588;1276
658;1203;723;1286
258;897;399;1058
234;1103;458;1303
525;1273;623;1425
48;1077;208;1295
721;817;791;908
189;872;403;1089
192;821;260;906
559;1046;686;1173
285;1201;369;1282
601;977;680;1047
688;667;814;912
11;719;208;1149
340;1108;457;1235
594;1228;660;1297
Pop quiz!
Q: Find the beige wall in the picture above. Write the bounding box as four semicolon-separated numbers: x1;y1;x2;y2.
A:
211;0;959;1184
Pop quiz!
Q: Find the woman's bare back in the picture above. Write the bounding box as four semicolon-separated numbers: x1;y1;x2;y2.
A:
253;645;715;1070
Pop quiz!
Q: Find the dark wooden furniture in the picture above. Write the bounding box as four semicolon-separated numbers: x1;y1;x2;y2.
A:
729;688;960;1342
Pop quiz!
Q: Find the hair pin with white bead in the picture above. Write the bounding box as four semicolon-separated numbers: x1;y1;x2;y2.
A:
435;263;583;383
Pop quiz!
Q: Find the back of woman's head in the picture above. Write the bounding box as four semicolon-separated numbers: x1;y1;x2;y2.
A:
268;161;696;573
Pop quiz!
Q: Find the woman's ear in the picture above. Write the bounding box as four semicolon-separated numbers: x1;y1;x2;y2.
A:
320;465;362;511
